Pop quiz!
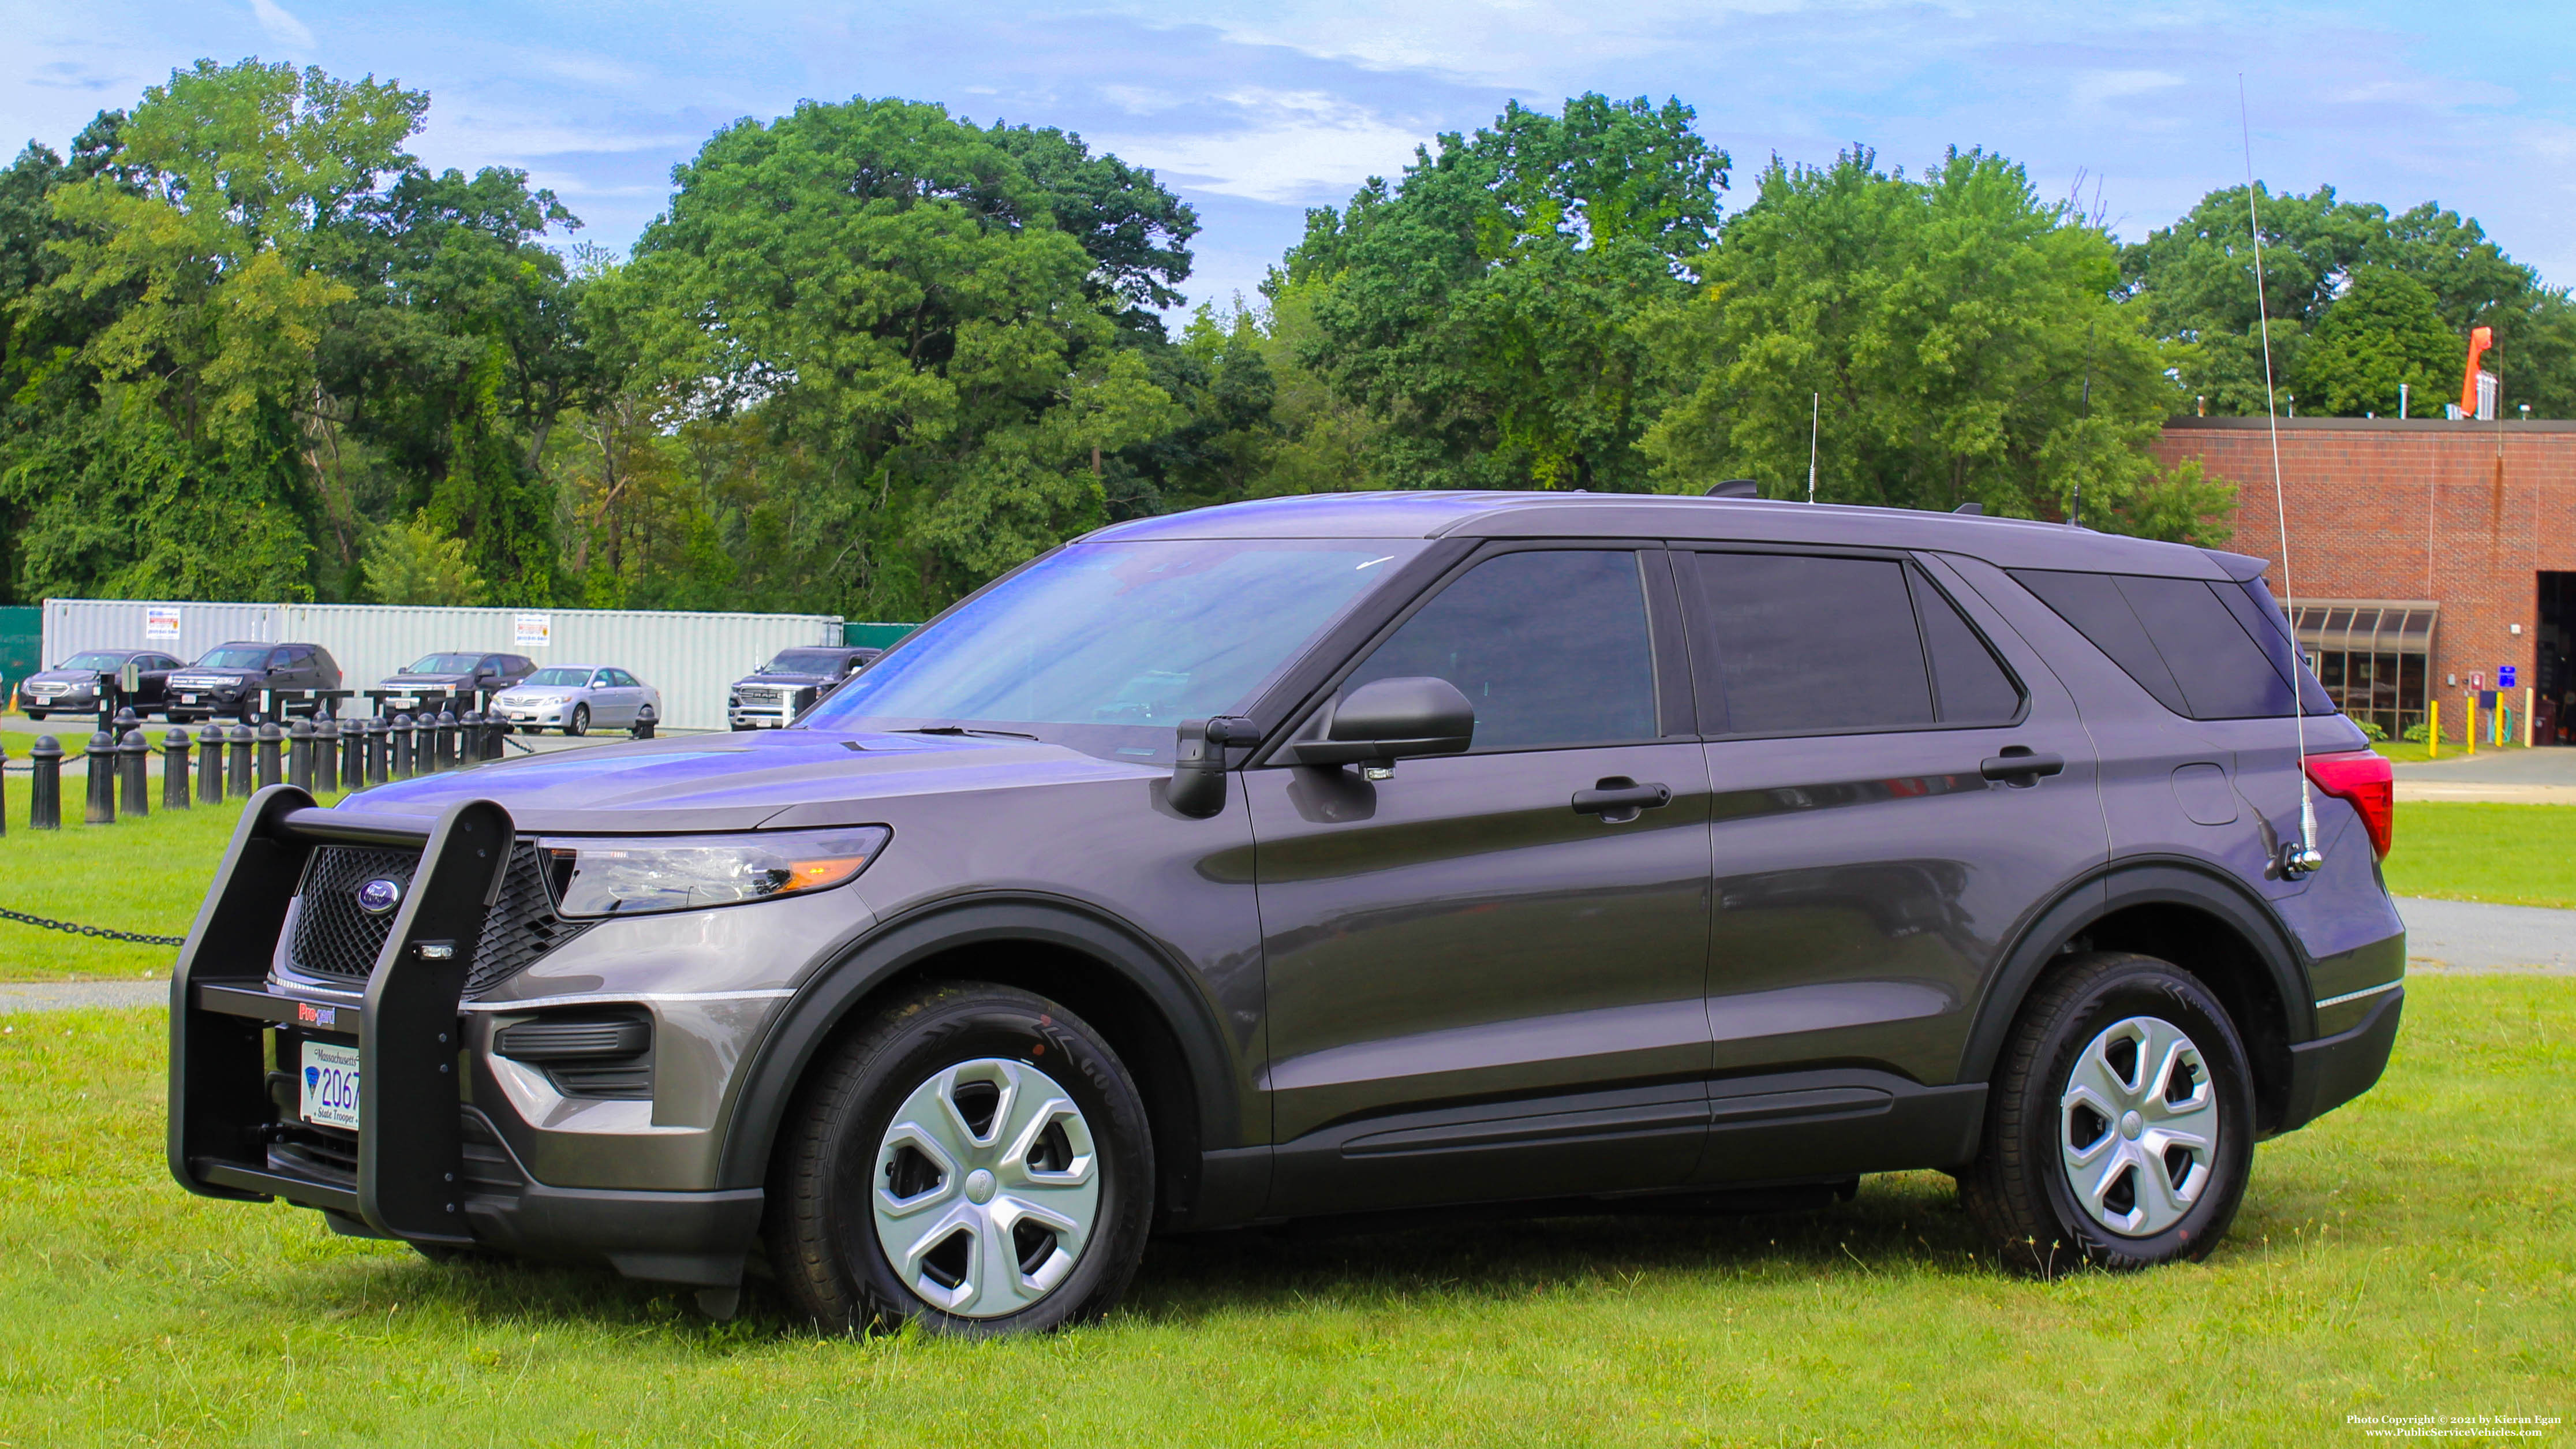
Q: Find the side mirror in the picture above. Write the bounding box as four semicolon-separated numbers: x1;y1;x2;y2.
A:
1289;677;1475;768
1169;715;1263;819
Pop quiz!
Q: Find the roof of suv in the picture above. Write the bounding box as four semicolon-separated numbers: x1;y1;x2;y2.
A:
1088;491;2263;582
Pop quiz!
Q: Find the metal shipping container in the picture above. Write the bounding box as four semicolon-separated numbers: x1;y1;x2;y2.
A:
41;600;842;734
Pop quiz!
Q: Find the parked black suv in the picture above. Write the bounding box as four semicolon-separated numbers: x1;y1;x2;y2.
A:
15;648;184;719
728;647;880;730
171;492;2403;1336
375;652;539;715
166;641;343;722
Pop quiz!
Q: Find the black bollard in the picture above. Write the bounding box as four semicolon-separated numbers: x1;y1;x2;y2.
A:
256;720;284;789
30;735;62;830
289;719;314;790
348;718;373;790
365;717;389;786
390;713;414;779
456;710;481;768
487;711;508;761
85;731;115;825
312;717;338;793
227;724;253;797
439;709;462;770
119;729;149;817
163;730;192;810
198;723;226;804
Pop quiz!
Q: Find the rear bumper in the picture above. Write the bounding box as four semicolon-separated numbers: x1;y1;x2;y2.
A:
2275;987;2403;1134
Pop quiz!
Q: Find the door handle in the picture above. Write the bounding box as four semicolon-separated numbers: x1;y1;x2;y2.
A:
1980;749;2065;785
1572;779;1674;820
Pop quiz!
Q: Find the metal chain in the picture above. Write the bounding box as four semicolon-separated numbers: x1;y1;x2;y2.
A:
0;906;186;947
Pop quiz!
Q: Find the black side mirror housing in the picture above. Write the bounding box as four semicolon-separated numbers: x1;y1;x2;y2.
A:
1170;715;1262;819
1289;676;1475;767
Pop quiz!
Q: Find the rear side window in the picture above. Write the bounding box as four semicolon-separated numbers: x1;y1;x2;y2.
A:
2011;569;2312;720
1345;549;1657;752
1693;554;1931;734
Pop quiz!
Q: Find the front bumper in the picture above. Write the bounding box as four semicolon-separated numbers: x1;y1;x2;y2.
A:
168;787;780;1291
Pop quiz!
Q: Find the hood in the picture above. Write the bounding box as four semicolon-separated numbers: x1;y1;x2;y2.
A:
735;672;832;687
25;669;109;685
170;669;259;684
339;727;1155;832
496;684;582;699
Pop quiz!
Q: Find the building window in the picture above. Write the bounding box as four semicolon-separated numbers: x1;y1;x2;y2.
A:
2292;600;2436;740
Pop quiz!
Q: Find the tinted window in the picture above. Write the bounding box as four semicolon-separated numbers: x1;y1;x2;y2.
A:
2013;569;2314;720
1345;550;1657;752
196;647;270;669
1909;570;2024;726
60;652;129;670
1693;554;1932;734
2220;580;2337;716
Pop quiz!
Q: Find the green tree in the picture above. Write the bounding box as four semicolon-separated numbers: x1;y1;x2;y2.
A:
2122;185;2571;417
361;510;488;604
1273;94;1728;491
0;60;425;602
2291;268;2461;417
1640;148;2231;541
630;95;1185;615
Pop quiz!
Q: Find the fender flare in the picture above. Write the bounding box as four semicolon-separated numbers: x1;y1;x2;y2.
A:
713;894;1246;1192
1956;858;2316;1089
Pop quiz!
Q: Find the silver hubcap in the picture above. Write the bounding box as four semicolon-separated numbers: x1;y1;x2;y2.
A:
870;1058;1100;1318
2059;1015;2219;1237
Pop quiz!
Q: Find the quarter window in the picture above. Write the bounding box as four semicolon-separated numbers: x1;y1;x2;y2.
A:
1343;550;1658;752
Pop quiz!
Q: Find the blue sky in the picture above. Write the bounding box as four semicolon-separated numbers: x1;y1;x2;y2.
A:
7;1;2570;313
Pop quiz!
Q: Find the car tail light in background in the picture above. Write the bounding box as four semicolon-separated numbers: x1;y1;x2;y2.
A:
2304;750;2394;860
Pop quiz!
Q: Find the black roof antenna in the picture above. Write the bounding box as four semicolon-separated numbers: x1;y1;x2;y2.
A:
1952;502;1984;514
1705;479;1762;499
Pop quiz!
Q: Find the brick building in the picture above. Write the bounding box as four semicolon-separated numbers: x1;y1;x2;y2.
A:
2153;417;2576;746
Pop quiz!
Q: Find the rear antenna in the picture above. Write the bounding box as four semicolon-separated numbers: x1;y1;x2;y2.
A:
2240;77;2322;879
1807;392;1820;503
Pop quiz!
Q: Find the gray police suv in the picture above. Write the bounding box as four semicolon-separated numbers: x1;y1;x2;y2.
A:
171;492;2404;1335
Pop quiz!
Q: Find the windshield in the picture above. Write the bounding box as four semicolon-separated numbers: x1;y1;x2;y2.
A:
799;538;1419;758
59;652;130;671
761;649;850;675
193;648;270;670
405;653;483;674
521;668;592;687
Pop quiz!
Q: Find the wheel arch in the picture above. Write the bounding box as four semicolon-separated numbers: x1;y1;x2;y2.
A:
1960;860;2315;1134
715;895;1242;1228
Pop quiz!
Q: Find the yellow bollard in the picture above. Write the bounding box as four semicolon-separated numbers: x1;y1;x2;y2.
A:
2466;692;2476;756
2429;699;2439;759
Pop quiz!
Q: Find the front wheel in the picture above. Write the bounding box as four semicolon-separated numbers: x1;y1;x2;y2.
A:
767;982;1154;1336
1960;951;2253;1275
563;704;589;737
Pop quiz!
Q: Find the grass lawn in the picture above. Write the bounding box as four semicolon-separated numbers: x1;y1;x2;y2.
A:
0;977;2565;1445
2382;802;2576;909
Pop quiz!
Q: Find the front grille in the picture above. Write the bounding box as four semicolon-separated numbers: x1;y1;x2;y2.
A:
285;842;594;994
736;684;794;708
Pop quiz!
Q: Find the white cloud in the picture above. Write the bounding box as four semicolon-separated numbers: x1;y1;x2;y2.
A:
246;0;312;49
1096;89;1430;203
2071;69;2185;107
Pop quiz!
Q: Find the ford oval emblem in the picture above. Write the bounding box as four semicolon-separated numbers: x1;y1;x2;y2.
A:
356;878;403;917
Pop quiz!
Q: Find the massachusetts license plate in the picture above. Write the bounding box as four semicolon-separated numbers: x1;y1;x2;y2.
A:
300;1040;361;1129
178;693;198;703
390;696;419;709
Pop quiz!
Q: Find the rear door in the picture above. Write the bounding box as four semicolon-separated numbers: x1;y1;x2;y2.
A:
1247;545;1715;1213
1679;547;2106;1181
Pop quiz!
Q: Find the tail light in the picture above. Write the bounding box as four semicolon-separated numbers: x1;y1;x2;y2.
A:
2304;750;2394;860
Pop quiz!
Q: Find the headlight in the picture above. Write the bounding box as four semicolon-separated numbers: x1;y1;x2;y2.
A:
541;827;890;918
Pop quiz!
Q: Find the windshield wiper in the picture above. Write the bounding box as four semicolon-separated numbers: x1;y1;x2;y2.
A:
891;725;1040;741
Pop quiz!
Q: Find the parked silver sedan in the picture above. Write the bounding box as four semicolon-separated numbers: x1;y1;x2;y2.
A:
488;664;661;737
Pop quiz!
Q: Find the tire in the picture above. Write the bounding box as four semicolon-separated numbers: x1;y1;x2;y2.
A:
767;982;1154;1337
1960;951;2254;1275
564;704;588;737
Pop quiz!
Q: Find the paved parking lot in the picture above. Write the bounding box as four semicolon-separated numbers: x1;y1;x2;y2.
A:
2392;746;2576;804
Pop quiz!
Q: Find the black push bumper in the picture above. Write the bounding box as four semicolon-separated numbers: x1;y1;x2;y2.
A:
167;786;759;1289
2276;987;2405;1134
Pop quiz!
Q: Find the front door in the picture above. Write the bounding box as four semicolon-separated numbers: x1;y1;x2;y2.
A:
1677;548;2106;1183
1248;546;1714;1214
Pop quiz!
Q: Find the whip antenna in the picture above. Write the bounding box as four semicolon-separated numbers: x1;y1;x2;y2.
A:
2239;77;2322;876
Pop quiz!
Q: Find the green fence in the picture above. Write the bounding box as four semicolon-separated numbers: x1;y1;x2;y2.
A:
844;621;917;649
0;606;40;692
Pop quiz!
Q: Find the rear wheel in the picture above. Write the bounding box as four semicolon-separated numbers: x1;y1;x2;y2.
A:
767;982;1154;1336
563;704;589;737
1960;951;2253;1275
